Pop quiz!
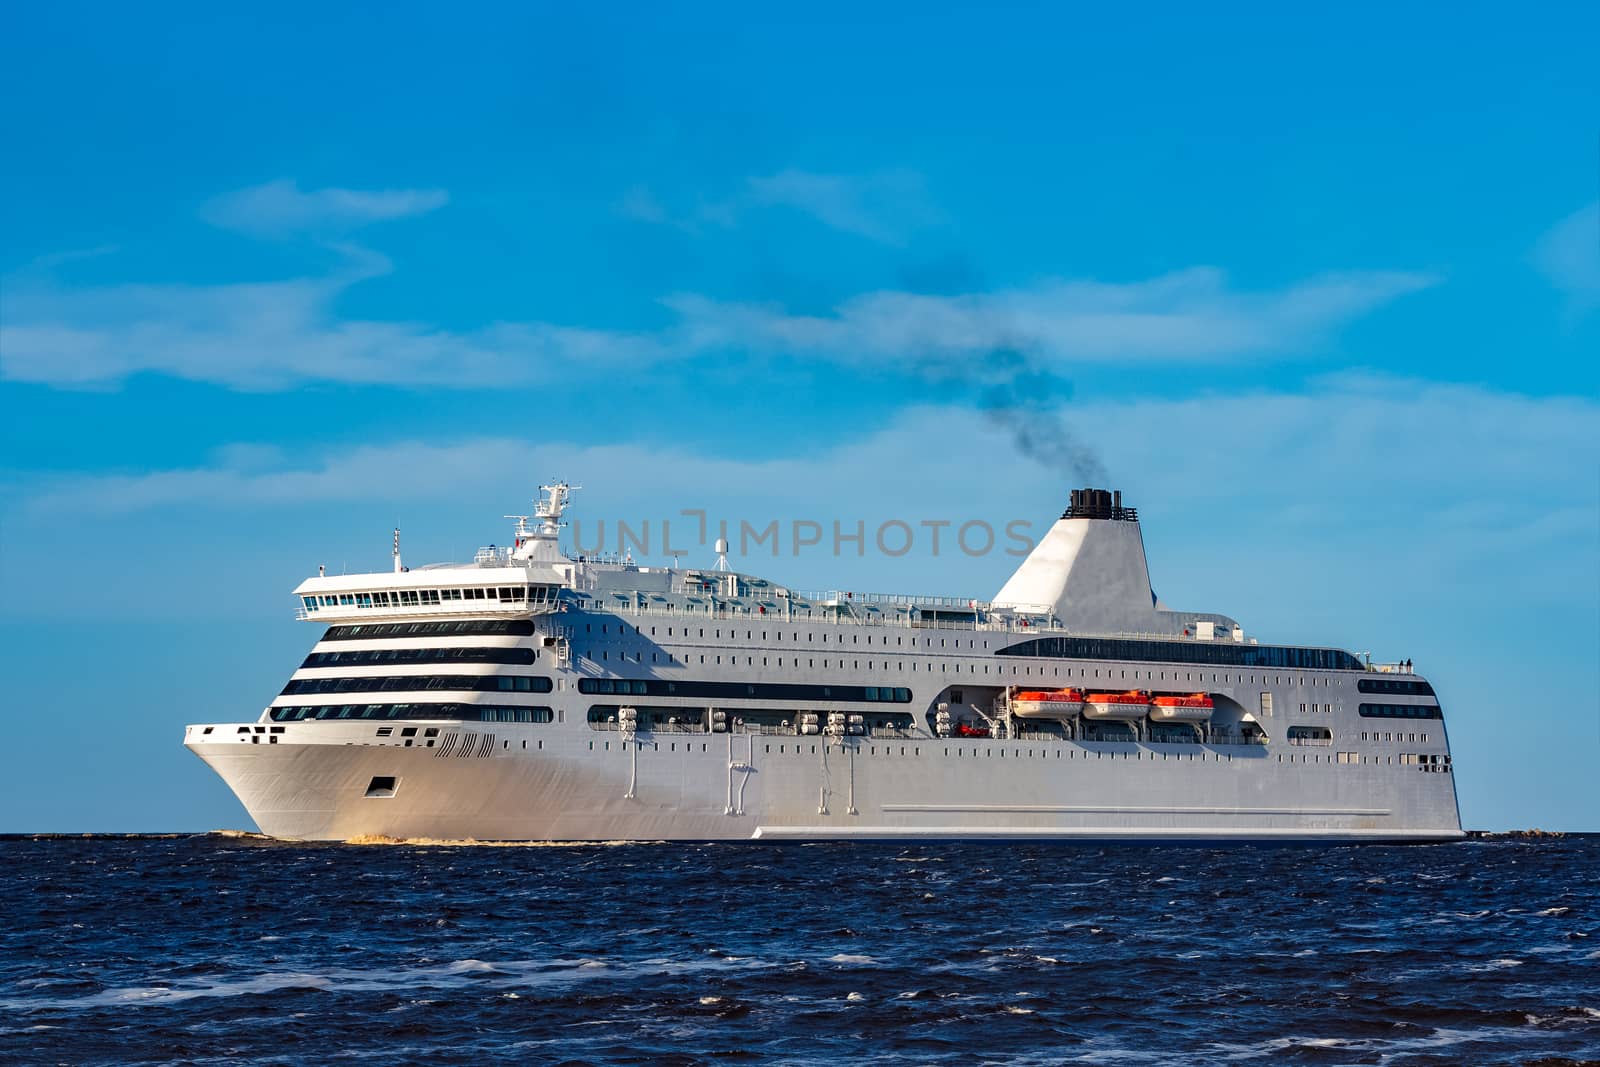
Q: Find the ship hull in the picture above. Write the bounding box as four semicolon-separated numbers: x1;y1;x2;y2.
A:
187;722;1465;843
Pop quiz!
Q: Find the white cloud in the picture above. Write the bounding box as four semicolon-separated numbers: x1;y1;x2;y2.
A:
621;169;941;244
666;267;1438;366
0;251;660;390
1533;201;1600;310
200;179;449;238
1;235;1435;389
745;169;941;243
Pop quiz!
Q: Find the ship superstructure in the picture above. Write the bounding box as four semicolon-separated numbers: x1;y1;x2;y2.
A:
185;484;1462;842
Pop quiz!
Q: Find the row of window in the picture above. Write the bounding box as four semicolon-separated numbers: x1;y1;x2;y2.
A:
1358;703;1443;720
301;646;537;668
575;678;914;703
583;705;917;732
269;703;555;723
997;636;1364;672
1356;677;1435;696
1362;731;1429;743
322;620;536;641
282;674;553;695
302;585;555;612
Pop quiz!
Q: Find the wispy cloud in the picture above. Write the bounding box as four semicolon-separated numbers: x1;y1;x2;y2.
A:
619;169;941;244
200;179;449;238
1533;201;1600;311
0;254;1436;390
0;246;661;390
665;267;1439;366
745;169;941;243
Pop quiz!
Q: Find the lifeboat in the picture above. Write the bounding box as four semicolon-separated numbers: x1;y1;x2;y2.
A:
1083;690;1152;721
1011;687;1086;719
953;722;991;738
1150;693;1214;723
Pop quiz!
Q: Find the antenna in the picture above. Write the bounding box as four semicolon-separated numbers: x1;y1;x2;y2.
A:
504;514;534;547
535;480;581;537
392;527;402;574
713;537;731;571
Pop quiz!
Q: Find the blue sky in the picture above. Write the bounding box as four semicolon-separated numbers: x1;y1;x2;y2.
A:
2;3;1597;832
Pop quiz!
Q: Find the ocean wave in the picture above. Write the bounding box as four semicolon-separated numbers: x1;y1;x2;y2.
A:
5;836;1598;1064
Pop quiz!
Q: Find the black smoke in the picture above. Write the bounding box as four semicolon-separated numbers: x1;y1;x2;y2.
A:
973;347;1108;485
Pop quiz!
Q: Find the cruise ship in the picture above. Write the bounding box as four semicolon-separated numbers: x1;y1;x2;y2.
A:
186;484;1463;842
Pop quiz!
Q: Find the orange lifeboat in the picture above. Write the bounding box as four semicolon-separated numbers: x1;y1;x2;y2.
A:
1083;689;1152;721
1011;687;1086;719
953;722;991;738
1150;693;1215;723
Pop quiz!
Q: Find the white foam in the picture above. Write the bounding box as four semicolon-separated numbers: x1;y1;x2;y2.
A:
446;959;500;974
827;953;877;965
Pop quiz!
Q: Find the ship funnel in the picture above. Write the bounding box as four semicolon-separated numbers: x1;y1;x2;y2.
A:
993;487;1158;631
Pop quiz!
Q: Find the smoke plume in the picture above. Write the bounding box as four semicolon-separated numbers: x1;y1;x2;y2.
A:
971;347;1108;484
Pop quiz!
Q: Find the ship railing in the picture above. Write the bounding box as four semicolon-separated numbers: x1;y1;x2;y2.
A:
795;589;991;610
587;720;708;734
959;730;1268;746
558;597;1275;646
1366;662;1415;674
295;601;562;622
561;597;1069;634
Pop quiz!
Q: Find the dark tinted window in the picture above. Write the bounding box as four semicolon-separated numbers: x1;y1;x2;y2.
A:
1357;678;1435;696
320;620;535;641
1358;703;1443;720
577;678;913;702
302;646;536;668
997;636;1363;671
281;675;552;695
270;703;554;723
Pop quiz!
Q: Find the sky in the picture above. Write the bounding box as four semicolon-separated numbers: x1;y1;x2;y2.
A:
1;3;1597;832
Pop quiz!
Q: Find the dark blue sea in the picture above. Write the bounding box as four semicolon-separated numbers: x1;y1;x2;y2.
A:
2;836;1597;1066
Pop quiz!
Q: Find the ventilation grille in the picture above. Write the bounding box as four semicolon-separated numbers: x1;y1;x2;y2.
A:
435;732;497;758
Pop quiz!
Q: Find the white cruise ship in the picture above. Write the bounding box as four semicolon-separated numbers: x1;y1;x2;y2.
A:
186;484;1463;842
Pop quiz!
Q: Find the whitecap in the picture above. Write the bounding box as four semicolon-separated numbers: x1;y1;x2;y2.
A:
1464;958;1524;971
846;991;866;1002
1536;906;1571;917
446;959;500;974
827;953;877;965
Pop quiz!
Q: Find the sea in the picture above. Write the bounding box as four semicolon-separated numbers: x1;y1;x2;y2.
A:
1;835;1597;1066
